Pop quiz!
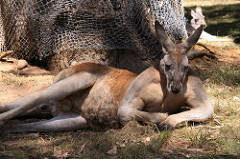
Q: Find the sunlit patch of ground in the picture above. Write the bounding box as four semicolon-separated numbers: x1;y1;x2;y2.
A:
184;0;240;7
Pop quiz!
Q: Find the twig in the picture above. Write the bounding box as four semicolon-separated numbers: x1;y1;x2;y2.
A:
196;43;215;54
188;43;217;60
0;50;13;60
188;49;216;60
213;118;222;126
194;125;223;130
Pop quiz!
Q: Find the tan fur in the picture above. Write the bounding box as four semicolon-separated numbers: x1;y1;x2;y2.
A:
0;21;214;132
53;62;111;83
79;68;136;129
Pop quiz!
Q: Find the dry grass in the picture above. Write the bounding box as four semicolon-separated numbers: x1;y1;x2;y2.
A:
0;61;239;159
0;73;53;104
0;0;240;158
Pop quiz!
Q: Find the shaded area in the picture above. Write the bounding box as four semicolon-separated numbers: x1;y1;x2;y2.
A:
0;127;240;158
186;3;240;43
0;0;185;60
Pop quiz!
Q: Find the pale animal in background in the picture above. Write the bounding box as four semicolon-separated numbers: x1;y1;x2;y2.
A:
186;6;233;42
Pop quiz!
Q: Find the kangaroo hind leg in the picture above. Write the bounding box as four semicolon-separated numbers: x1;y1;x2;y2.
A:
0;88;47;115
0;72;97;123
6;112;89;133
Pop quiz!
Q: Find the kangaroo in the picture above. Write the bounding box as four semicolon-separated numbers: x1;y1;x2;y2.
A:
0;21;214;132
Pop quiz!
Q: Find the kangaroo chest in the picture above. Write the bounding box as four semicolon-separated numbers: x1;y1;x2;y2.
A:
141;82;186;113
161;92;186;113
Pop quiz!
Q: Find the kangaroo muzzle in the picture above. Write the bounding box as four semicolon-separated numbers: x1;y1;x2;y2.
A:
170;81;182;94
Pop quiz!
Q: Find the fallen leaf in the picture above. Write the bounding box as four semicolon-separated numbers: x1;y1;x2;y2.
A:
106;145;117;155
145;137;151;142
120;143;125;148
233;96;240;101
55;152;69;158
79;143;87;153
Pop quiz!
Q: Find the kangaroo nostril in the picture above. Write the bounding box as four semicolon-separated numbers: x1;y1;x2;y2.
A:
171;86;181;94
178;37;183;41
175;36;183;43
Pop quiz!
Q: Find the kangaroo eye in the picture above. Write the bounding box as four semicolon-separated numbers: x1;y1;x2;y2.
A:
165;64;171;71
184;65;189;70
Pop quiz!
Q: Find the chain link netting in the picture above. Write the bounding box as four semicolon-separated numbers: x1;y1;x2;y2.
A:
0;0;187;61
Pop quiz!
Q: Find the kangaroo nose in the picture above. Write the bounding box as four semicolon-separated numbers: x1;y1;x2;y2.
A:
177;37;183;41
170;84;181;94
171;87;180;94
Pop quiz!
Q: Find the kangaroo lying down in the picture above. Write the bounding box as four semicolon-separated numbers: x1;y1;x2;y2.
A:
0;21;214;132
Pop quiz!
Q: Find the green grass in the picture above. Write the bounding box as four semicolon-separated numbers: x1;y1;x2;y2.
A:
203;4;240;38
147;130;171;152
187;128;216;148
193;66;240;86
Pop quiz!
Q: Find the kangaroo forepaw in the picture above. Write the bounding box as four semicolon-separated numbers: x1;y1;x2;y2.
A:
155;123;175;132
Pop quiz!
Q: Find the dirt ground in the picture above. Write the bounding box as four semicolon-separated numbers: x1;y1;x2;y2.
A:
0;42;239;158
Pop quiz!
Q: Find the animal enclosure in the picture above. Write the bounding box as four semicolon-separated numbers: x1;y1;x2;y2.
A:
0;0;187;72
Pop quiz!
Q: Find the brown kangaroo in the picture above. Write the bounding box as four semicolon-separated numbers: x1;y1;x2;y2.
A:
0;21;214;132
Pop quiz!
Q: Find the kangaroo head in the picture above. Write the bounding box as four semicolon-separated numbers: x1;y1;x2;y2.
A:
190;6;206;29
155;20;203;94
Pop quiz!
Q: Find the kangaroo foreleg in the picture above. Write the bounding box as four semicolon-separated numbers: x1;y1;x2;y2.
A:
118;98;168;124
118;107;168;125
134;110;168;124
0;72;97;123
159;103;214;130
6;112;89;133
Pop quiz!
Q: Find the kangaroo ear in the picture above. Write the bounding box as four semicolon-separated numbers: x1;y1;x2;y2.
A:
183;25;204;52
155;20;174;53
196;6;203;15
191;9;196;18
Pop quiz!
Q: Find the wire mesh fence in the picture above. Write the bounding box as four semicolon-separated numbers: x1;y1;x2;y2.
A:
0;0;187;69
